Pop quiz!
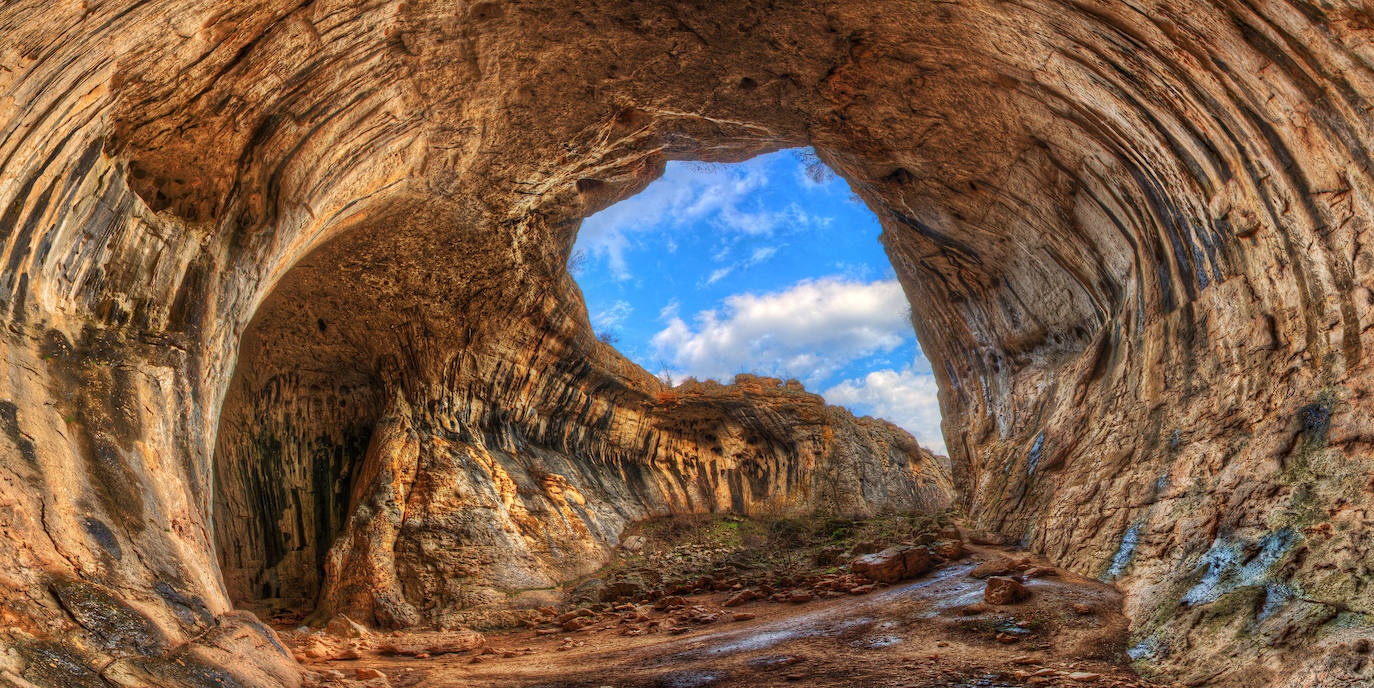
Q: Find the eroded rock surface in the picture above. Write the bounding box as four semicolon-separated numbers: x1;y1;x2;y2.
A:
4;1;1374;686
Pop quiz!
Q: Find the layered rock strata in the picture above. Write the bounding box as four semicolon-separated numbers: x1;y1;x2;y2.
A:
215;259;949;628
3;1;1374;687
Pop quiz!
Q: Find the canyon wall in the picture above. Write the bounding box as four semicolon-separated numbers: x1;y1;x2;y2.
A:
3;1;1374;686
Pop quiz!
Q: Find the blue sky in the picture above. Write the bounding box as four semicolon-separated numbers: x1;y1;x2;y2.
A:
571;149;946;454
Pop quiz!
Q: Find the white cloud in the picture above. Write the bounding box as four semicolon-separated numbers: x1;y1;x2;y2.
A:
824;367;946;454
705;266;734;286
577;161;816;281
651;277;912;386
698;243;784;288
749;246;779;263
591;300;632;331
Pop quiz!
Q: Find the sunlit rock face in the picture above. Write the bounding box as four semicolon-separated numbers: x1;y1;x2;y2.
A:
3;0;1374;686
215;246;949;629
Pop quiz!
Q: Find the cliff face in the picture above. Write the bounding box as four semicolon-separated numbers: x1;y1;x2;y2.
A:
214;249;949;629
3;1;1374;686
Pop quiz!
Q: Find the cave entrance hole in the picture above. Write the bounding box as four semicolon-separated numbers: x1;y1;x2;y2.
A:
208;146;951;626
570;147;947;456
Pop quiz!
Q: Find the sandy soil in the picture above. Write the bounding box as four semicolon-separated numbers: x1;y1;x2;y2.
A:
289;542;1169;688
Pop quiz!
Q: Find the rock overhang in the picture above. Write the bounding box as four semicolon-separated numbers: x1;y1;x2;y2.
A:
0;1;1372;685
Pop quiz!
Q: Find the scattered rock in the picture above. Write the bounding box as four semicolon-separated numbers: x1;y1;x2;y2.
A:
731;612;757;621
554;611;578;624
723;589;758;606
378;630;485;656
599;580;643;602
355;668;386;680
932;539;965;560
325;614;369;639
331;645;361;660
621;535;647;552
984;576;1030;605
1067;672;1102;681
654;596;687;610
971;556;1027;578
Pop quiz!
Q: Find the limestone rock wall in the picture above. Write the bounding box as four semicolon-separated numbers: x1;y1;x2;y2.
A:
214;257;949;628
3;1;1374;686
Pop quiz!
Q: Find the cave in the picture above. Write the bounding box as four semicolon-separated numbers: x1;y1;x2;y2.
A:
3;1;1374;687
210;149;951;629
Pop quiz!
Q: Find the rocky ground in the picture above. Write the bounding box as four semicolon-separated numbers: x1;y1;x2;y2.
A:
279;514;1169;688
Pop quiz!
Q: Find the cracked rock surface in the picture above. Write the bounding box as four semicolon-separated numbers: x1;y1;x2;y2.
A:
3;1;1374;686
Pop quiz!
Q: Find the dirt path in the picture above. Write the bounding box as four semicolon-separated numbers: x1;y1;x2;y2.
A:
293;543;1168;688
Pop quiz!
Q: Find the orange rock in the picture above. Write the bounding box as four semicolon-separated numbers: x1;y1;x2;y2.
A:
850;546;933;583
932;540;965;560
378;630;485;656
985;576;1030;605
723;589;758;607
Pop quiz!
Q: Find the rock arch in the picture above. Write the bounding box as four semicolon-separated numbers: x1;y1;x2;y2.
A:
1;1;1372;685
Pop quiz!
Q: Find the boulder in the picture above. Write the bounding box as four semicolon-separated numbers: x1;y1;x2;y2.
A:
971;556;1027;579
932;539;965;561
984;576;1030;605
723;589;758;607
599;580;643;602
851;546;934;583
324;614;368;639
653;595;687;610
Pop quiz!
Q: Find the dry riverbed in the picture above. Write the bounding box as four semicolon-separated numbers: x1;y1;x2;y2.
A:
279;514;1167;688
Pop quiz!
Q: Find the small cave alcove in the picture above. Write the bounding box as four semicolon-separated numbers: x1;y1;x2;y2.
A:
210;267;383;616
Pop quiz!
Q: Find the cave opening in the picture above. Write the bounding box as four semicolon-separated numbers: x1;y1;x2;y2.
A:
569;147;948;455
